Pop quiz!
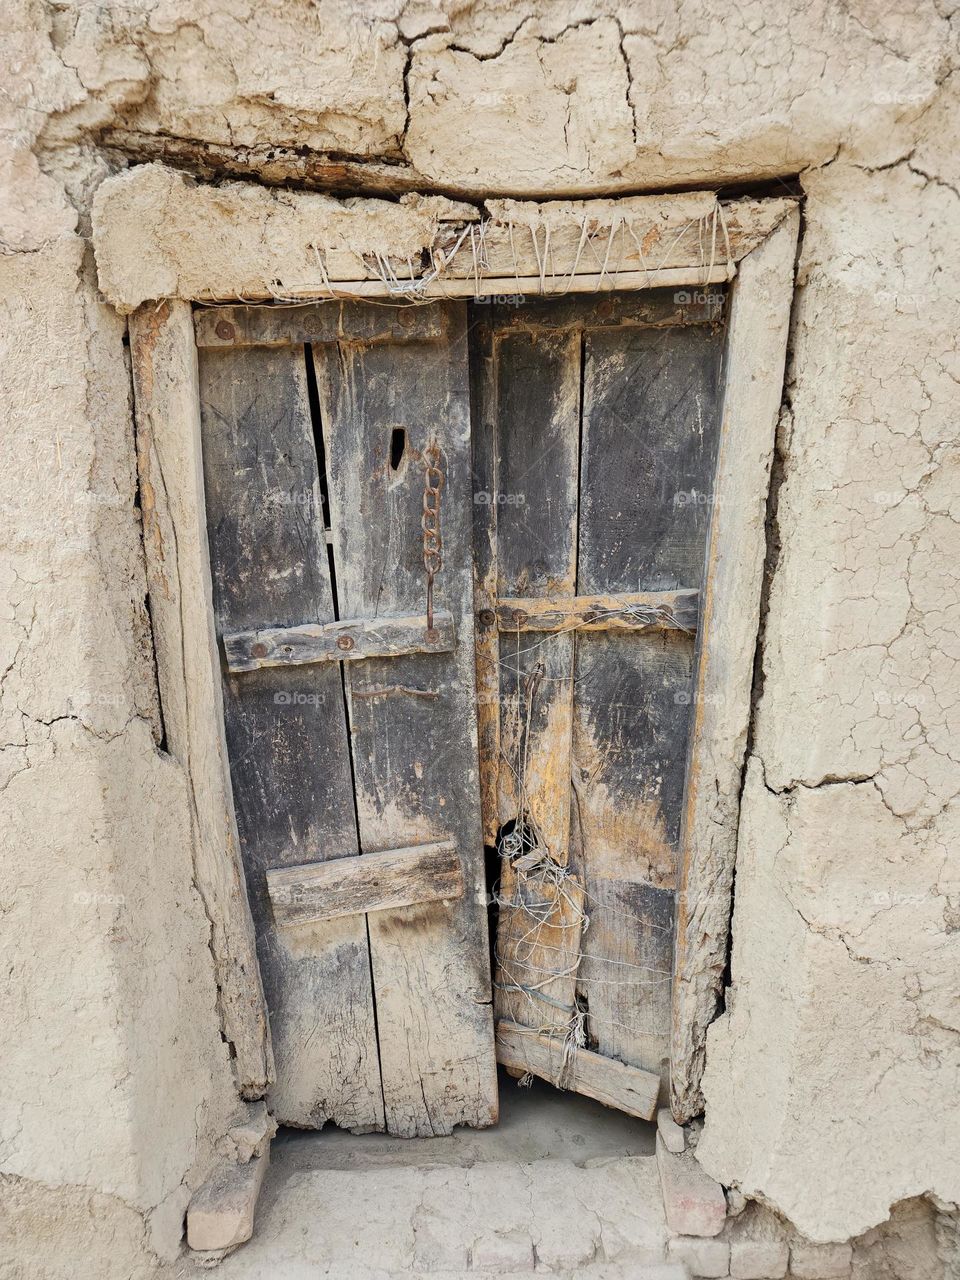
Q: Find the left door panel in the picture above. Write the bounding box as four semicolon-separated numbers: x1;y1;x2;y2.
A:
196;301;498;1136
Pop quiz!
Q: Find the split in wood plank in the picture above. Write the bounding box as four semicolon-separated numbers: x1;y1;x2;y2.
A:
495;590;699;634
224;610;455;672
267;840;463;927
495;1020;660;1121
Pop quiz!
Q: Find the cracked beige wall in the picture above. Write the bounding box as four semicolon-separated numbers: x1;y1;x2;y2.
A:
2;0;959;1272
698;149;960;1241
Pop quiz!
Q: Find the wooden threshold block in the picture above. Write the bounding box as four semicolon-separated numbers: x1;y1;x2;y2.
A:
495;590;698;634
495;1020;660;1121
266;839;463;927
223;609;455;672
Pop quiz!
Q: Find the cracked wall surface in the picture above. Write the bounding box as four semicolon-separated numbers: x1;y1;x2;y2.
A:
2;0;959;1272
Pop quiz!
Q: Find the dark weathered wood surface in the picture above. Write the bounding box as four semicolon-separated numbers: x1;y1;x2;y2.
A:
495;1020;660;1120
574;317;725;1077
224;609;455;672
195;301;450;349
495;590;699;634
312;304;497;1137
471;290;727;1102
199;343;383;1131
266;840;463;926
491;326;581;864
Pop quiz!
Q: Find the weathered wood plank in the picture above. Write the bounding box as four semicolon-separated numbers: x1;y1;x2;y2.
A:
495;1020;660;1121
671;210;800;1123
446;199;793;283
193;266;734;305
490;325;581;864
266;840;463;927
495;590;699;634
223;609;455;672
469;312;501;846
494;864;585;1034
574;312;726;1079
198;342;383;1131
195;300;450;350
313;305;498;1137
128;300;272;1098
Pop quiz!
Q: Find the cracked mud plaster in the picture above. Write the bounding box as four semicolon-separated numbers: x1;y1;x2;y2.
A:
699;759;960;1242
3;0;960;1270
698;148;960;1240
19;0;950;200
0;233;238;1263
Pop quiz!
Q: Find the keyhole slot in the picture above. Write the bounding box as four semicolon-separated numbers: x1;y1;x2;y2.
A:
389;427;407;472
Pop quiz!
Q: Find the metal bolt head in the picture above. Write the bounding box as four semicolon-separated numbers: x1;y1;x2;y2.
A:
251;642;268;659
397;307;416;327
425;627;440;644
596;298;614;318
477;608;496;628
215;319;236;341
512;609;526;626
336;634;354;651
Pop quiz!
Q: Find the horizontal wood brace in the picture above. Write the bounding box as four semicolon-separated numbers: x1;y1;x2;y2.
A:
495;1020;660;1121
223;610;455;672
492;590;699;634
266;839;463;927
194;301;452;349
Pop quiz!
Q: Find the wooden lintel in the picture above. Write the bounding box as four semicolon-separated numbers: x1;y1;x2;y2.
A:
494;590;699;634
223;609;455;672
495;1020;660;1121
266;840;463;927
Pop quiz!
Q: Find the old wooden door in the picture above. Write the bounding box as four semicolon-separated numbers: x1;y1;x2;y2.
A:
472;291;726;1115
197;300;497;1136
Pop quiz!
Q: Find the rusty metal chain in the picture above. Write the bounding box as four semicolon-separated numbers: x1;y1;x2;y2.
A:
421;444;444;636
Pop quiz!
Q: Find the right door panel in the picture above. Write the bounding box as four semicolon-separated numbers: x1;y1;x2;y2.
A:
473;290;727;1102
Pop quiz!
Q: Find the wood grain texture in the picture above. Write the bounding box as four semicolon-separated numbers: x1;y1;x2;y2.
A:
671;211;800;1122
195;300;450;349
491;325;581;864
494;866;585;1033
445;200;794;283
313;304;497;1137
496;590;699;634
469;313;501;846
495;1020;660;1120
198;342;383;1131
574;311;726;1078
267;840;463;926
129;300;272;1098
224;610;455;672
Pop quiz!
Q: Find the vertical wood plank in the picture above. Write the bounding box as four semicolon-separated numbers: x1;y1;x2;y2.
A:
493;327;581;862
129;300;272;1098
198;343;384;1131
481;324;585;1037
672;212;799;1122
313;304;498;1137
469;310;501;848
575;318;725;1078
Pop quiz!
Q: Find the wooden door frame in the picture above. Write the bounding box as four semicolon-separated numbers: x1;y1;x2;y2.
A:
122;192;799;1117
